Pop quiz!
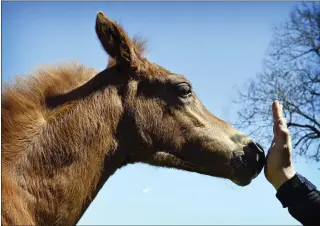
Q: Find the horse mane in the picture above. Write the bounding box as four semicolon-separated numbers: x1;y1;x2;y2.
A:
1;63;95;162
1;35;147;164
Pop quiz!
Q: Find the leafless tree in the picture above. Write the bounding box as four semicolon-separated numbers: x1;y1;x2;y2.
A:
234;2;320;162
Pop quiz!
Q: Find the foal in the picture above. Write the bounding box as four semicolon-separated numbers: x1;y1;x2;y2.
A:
1;12;265;226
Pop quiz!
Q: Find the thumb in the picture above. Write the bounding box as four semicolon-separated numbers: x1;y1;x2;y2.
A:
276;118;291;143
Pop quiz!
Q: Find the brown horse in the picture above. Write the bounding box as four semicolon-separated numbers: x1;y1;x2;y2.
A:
1;12;265;226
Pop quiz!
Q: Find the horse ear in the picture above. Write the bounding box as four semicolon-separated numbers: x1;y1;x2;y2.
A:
95;12;140;66
107;35;148;68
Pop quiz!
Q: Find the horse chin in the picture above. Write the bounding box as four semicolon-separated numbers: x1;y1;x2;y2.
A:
229;171;258;187
152;151;200;171
152;151;233;181
230;178;252;187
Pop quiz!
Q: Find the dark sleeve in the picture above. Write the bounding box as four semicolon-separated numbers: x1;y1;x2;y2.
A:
276;173;320;225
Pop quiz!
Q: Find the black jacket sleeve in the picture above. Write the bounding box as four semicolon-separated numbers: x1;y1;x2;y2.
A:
276;173;320;225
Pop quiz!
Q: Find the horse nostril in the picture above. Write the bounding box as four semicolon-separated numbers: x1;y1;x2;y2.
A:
248;141;264;153
247;141;266;171
255;142;264;153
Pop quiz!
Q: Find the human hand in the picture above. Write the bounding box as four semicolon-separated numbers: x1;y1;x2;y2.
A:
264;100;296;190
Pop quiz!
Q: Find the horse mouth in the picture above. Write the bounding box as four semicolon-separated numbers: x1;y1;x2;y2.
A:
155;150;263;187
230;150;266;186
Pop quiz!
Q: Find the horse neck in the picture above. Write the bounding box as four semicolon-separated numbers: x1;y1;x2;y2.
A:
5;76;129;226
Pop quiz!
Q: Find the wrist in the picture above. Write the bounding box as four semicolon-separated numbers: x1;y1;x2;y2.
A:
271;167;296;190
275;173;317;208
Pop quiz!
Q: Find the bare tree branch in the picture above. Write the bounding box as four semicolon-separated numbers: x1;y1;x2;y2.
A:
287;122;320;136
234;2;320;162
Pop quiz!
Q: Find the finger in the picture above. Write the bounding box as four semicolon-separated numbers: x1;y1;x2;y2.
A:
277;118;291;143
269;136;276;150
272;100;287;139
273;119;278;138
272;100;284;123
272;100;282;138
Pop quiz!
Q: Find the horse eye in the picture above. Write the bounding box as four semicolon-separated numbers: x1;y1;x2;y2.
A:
175;83;192;98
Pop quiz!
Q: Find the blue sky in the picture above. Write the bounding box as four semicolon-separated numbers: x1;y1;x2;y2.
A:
2;2;319;225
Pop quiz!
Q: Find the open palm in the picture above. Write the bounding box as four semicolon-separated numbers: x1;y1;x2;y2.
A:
264;100;296;190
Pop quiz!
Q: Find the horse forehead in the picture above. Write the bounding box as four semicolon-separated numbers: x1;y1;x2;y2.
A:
171;73;188;81
144;62;189;82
